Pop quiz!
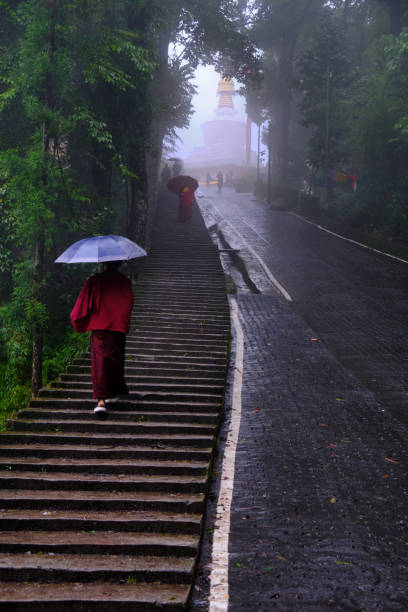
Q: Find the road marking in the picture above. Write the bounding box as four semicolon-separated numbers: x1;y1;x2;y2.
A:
209;296;244;612
289;212;408;265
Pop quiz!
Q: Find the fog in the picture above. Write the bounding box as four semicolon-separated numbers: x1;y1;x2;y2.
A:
173;64;255;161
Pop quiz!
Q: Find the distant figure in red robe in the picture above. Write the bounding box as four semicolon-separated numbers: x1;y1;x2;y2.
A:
70;261;133;417
179;186;195;221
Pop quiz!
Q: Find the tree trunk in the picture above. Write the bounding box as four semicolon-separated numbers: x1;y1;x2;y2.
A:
276;0;316;184
386;0;401;36
127;149;148;245
32;0;55;397
31;234;45;397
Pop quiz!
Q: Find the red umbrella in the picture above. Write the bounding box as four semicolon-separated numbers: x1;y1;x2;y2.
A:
167;175;199;195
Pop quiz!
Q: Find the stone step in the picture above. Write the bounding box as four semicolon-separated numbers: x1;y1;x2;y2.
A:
60;372;224;383
0;457;208;476
0;530;198;556
0;444;212;461
9;419;215;437
130;319;229;331
0;581;190;610
0;552;194;585
37;387;222;403
29;398;221;412
0;471;207;494
0;432;213;448
55;379;224;393
17;409;219;425
67;363;226;376
0;509;202;534
124;342;228;355
74;353;226;365
0;489;205;513
126;337;228;349
133;292;226;303
128;328;228;341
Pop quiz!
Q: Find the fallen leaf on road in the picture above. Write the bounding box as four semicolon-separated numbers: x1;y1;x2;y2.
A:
276;555;287;561
329;497;336;504
382;474;390;479
335;560;352;566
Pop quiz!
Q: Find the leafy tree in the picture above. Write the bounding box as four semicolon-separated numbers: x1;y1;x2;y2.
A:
296;9;352;203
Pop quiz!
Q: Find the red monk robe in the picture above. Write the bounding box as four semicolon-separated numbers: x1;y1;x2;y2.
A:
71;263;133;407
178;186;195;221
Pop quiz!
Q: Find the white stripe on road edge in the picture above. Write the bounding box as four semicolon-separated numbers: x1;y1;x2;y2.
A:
209;296;244;612
289;212;408;265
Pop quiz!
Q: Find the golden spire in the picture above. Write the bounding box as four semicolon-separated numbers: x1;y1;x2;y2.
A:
216;77;235;113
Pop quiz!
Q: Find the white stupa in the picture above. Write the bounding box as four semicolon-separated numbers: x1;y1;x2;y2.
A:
184;77;254;180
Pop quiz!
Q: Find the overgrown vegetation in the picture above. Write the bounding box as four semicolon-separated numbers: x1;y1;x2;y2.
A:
246;0;408;247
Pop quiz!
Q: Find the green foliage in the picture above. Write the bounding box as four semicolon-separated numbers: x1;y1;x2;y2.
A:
0;0;260;425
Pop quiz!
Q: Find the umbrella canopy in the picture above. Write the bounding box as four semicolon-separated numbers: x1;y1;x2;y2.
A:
167;175;199;195
55;235;147;264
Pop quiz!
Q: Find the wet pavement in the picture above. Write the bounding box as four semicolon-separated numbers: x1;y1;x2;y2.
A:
192;186;408;611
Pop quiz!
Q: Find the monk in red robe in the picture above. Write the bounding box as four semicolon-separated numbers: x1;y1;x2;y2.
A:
179;186;195;221
70;261;133;417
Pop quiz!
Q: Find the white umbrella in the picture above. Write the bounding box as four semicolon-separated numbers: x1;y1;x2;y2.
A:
55;235;147;263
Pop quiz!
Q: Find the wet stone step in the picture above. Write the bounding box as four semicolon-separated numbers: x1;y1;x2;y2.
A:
0;509;202;534
66;364;226;376
59;372;225;382
0;531;198;557
0;444;212;461
53;380;224;393
9;419;216;437
0;432;214;449
0;580;190;610
0;553;194;584
17;409;219;425
74;354;227;365
126;338;229;349
37;388;223;403
0;489;205;513
0;457;208;476
29;398;221;412
128;330;228;341
0;472;207;494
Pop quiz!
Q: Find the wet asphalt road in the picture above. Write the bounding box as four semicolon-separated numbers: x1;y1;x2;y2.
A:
192;186;408;611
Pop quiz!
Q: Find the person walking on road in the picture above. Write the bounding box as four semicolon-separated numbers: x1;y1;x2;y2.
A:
172;159;182;176
160;163;171;186
70;261;133;418
217;170;223;193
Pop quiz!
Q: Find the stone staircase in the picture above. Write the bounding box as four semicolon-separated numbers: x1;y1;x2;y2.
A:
0;199;230;610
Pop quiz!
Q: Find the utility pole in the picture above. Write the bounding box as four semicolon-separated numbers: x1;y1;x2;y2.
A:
267;120;273;205
256;123;261;184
